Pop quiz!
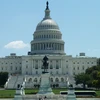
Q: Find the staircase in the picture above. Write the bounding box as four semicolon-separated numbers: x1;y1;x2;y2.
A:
14;75;24;89
6;75;24;89
6;75;18;89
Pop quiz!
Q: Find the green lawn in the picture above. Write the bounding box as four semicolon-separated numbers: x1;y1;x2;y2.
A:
0;88;100;98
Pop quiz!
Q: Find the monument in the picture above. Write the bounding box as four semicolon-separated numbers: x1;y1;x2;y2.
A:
66;84;76;100
14;80;25;100
37;55;54;96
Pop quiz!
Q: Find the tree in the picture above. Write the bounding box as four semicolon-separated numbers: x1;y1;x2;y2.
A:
85;66;100;89
0;72;8;87
74;73;90;89
92;80;99;89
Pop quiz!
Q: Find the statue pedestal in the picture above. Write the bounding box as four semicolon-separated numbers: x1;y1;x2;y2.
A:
37;72;54;96
66;88;76;100
14;89;25;100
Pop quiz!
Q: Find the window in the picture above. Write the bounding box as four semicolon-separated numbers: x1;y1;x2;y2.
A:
66;65;68;68
56;60;58;62
73;62;75;64
40;78;41;82
61;78;64;82
11;66;12;70
26;65;28;68
56;71;58;74
73;67;75;70
77;67;79;70
73;72;75;75
35;65;38;69
28;78;32;82
34;78;37;82
2;67;3;70
50;65;53;69
87;62;89;64
36;60;38;63
56;65;59;69
82;66;84;70
26;71;28;74
51;78;53;82
16;67;17;70
36;71;38;74
55;78;59;82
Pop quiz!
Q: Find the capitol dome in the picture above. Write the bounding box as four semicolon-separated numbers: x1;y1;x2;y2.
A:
30;1;65;55
36;19;59;30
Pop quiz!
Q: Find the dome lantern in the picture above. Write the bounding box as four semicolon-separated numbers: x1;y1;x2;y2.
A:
44;1;51;19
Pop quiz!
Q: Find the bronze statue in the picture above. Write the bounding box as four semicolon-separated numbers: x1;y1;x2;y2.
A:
42;56;49;73
46;1;49;10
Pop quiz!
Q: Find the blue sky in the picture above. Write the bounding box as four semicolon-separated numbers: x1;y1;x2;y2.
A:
0;0;100;57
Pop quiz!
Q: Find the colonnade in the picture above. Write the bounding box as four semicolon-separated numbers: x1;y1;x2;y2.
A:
31;43;64;51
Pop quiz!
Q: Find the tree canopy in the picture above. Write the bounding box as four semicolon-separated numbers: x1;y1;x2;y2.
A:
74;65;100;89
0;72;8;87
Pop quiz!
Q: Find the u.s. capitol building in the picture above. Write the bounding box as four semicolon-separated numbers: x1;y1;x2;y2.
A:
0;2;97;89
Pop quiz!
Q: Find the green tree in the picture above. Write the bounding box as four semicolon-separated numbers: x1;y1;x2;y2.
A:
74;73;90;89
92;80;99;89
86;66;100;89
0;72;8;87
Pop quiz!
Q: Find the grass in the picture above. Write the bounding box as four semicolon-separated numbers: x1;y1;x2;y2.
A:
0;90;15;98
0;88;100;98
96;90;100;98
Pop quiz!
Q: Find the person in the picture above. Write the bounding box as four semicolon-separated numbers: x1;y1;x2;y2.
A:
44;96;47;99
39;97;41;100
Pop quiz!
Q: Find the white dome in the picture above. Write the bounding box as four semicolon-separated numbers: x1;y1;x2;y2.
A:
30;2;65;55
36;19;59;31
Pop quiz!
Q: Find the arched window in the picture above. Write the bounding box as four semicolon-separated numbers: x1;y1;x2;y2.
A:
51;78;53;82
34;78;37;82
55;78;59;82
61;78;64;82
28;78;32;82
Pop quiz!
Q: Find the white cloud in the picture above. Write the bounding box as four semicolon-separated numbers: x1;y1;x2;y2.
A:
4;40;29;49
